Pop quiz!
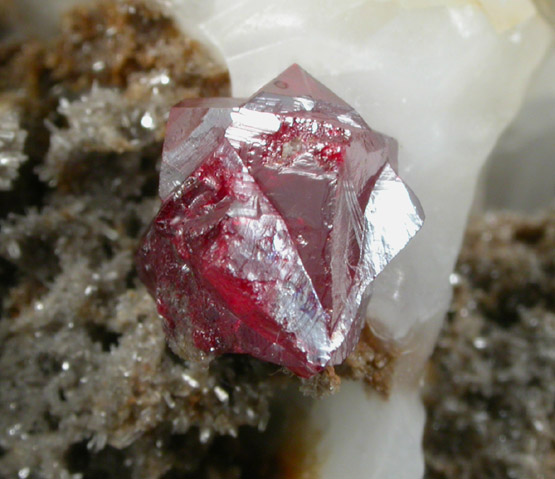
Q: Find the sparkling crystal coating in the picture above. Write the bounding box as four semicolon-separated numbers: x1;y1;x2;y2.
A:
137;65;424;377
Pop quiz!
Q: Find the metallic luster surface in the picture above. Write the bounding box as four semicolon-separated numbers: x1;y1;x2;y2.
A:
138;64;424;377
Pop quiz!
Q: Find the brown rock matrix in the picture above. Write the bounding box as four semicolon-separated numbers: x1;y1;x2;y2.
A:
424;210;555;479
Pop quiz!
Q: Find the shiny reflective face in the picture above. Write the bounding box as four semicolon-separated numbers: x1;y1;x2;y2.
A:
137;64;424;377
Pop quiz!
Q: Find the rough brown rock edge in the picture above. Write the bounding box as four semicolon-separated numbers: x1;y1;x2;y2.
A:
301;324;397;397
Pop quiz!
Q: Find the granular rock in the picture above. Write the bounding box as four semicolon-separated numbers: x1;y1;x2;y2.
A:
0;2;286;479
424;210;555;479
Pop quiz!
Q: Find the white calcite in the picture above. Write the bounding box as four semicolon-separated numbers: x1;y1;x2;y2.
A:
163;1;553;478
485;45;555;212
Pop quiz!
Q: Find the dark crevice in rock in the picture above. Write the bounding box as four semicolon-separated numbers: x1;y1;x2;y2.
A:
65;441;130;479
125;268;137;289
36;352;62;376
513;223;545;245
483;286;543;328
101;238;115;260
43;411;60;432
139;155;160;198
164;345;186;366
0;256;17;315
160;424;287;479
85;323;121;352
125;213;143;238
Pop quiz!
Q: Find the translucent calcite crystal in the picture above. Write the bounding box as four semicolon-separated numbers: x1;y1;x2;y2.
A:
137;65;424;377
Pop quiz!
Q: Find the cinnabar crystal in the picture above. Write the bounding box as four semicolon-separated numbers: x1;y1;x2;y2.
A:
137;65;424;377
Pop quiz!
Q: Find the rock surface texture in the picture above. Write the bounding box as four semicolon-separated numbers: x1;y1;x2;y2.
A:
424;210;555;479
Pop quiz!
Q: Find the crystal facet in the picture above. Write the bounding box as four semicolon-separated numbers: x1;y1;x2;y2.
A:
137;65;424;377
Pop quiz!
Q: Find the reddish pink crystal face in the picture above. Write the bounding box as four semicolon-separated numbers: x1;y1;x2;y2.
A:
137;65;424;377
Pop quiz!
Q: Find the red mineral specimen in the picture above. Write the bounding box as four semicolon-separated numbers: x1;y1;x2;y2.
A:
137;65;424;377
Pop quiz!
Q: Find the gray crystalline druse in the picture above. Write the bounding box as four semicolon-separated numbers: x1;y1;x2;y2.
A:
0;2;285;479
424;210;555;479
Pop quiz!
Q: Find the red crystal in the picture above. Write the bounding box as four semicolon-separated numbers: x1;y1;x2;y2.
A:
137;65;424;377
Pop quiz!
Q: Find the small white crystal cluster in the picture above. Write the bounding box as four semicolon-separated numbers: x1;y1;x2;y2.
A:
40;76;181;188
0;101;27;190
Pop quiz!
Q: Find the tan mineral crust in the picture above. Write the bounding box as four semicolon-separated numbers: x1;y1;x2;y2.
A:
0;1;553;479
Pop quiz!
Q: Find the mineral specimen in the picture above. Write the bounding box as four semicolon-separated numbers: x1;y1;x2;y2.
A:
137;65;424;377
